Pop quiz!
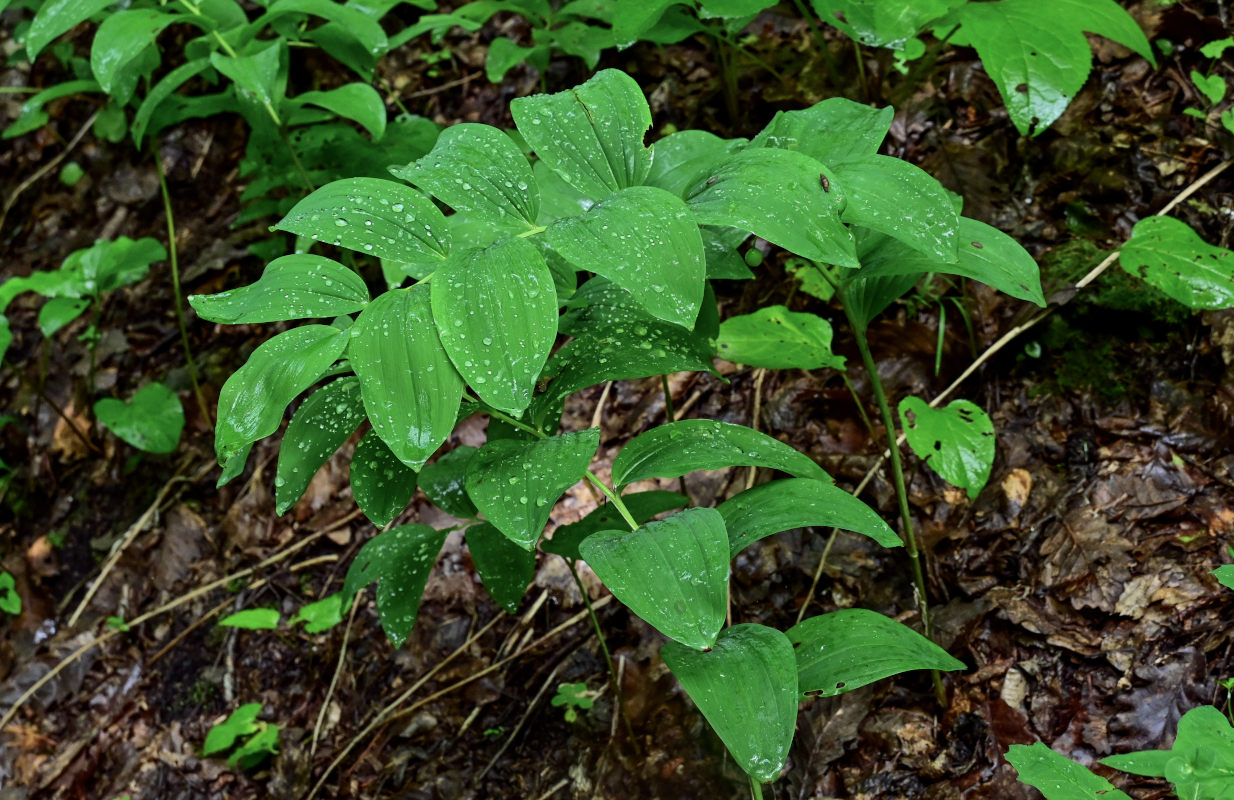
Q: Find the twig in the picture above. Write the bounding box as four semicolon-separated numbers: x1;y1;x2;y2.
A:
745;368;767;490
311;593;361;757
590;380;613;431
404;72;481;100
0;109;100;236
476;656;568;780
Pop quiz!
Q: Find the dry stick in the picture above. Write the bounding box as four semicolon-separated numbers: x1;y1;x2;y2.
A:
794;156;1234;624
590;380;613;431
311;594;361;757
0;109;100;235
533;779;570;800
745;368;768;491
476;656;568;780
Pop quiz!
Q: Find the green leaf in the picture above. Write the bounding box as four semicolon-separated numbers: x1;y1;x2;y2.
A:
0;316;10;364
899;397;995;500
392;123;539;229
419;446;480;518
467;521;536;613
716;306;845;370
1191;70;1228;105
342;523;447;646
788;608;964;697
256;0;389;57
94;382;185;455
2;80;101;140
350;431;418;527
810;0;954;49
0;571;21;616
203;703;262;756
749;98;893;168
274;178;450;269
552;20;616;67
215;325;348;480
294;84;387;139
229;722;280;769
430;238;558;415
687;148;857;267
293;592;345;634
350;286;464;470
132;58;211;145
189;255;369;324
1098;749;1171;778
837;155;959;261
210;41;286;125
580;507;729;649
511;69;652;200
1120;216;1234;310
1215;564;1234;591
612;419;829;488
466;429;600;550
26;0;114;60
275;377;366;515
718;478;899;557
91;9;186;95
218;608;280;630
1102;706;1234;797
661;624;797;782
485;38;548;82
543;490;688;561
1007;742;1132;800
646;130;747;198
38;296;90;337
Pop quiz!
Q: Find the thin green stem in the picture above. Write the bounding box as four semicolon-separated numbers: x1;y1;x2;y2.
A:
661;374;676;423
278;127;315;192
749;776;764;800
565;558;634;740
0;87;39;94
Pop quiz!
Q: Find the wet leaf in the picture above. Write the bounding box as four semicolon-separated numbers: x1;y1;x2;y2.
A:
294;83;386;139
26;0;113;59
275;377;366;515
467;521;536;613
661;624;798;782
1008;742;1132;799
419;446;479;518
94;382;184;455
837;155;959;261
91;9;188;95
580;507;729;649
218;608;280;630
189;254;369;324
716;306;846;370
646;130;747;198
350;430;418;528
342;523;447;647
810;0;951;49
748;97;893;169
899;397;995;500
543;490;688;561
209;41;285;123
1120;216;1234;310
612;419;828;488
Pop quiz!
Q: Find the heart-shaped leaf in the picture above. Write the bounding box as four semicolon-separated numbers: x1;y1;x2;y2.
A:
94;382;184;454
350;429;417;527
580;507;729;649
543;490;688;561
275;377;366;515
342;523;447;647
1191;70;1228;105
419;446;479;518
1008;742;1132;800
1120;215;1234;310
898;397;995;500
661;623;798;782
467;521;536;613
189;254;369;324
837;155;959;262
716;306;846;370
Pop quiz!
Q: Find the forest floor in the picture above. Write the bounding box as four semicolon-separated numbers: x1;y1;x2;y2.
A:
2;2;1234;799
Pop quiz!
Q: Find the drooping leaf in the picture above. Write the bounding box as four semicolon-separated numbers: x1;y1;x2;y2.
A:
26;0;114;59
661;624;798;782
253;0;390;56
218;608;281;630
189;255;369;324
580;507;729;649
430;237;557;415
810;0;955;49
466;428;600;550
419;445;480;518
718;478;899;556
293;83;387;139
2;80;101;140
350;286;464;470
898;397;995;500
543;490;688;561
91;9;189;94
350;430;418;527
748;98;893;168
1120;216;1234;310
716;306;845;370
1007;742;1132;800
467;521;536;613
612;419;828;488
93;382;185;455
275;377;366;515
38;297;90;337
342;523;447;646
837;155;959;261
646;130;747;198
485;38;548;82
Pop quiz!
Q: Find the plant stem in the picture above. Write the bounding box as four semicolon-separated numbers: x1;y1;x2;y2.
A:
155;145;212;428
565;558;634;740
749;776;764;800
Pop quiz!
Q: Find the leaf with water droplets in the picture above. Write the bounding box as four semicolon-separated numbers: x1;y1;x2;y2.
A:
661;623;798;782
342;523;447;647
543;490;688;561
646;129;747;199
350;286;464;470
465;428;600;550
716;306;845;371
419;445;479;518
718;477;899;557
26;0;113;60
546;185;705;327
275;377;366;515
392;123;539;229
467;521;536;613
350;430;418;527
580;507;729;649
1120;215;1234;310
274;177;450;268
1008;742;1133;800
899;396;995;500
687;148;857;267
208;41;285;123
430;237;557;415
836;155;959;262
92;9;195;96
216;325;349;482
612;419;828;488
189;254;369;324
511;69;652;201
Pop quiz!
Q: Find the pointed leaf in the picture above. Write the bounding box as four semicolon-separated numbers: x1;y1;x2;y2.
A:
1008;742;1132;800
91;10;188;94
546;185;705;327
466;428;600;550
38;297;90;337
189;254;368;324
350;430;417;527
467;521;536;613
203;703;263;756
612;419;828;488
419;446;479;518
209;41;285;123
1120;215;1234;310
543;491;688;561
27;0;114;60
219;608;280;630
899;397;994;500
716;306;845;370
430;237;558;415
837;155;958;261
342;524;445;646
1215;564;1234;592
94;382;184;454
294;84;387;139
275;377;366;515
646;130;747;198
748;98;893;169
580;507;728;649
351;286;464;470
661;624;797;782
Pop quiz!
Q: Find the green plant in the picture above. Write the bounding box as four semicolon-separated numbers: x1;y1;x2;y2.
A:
218;608;280;630
203;702;281;770
1185;37;1234;136
551;681;597;722
0;571;20;616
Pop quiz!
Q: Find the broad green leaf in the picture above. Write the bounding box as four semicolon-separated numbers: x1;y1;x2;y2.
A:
661;624;797;782
77;236;166;294
899;397;995;500
810;0;954;49
703;226;755;280
1098;749;1172;778
342;523;447;646
94;382;184;455
392;123;539;228
1102;706;1234;797
189;255;368;324
749;98;893;168
543;491;688;561
612;419;828;487
718;478;899;556
467;521;536;613
837;155;959;261
787;609;964;697
38;297;89;337
219;608;280;630
274;377;366;515
546;186;705;326
350;286;464;470
203;703;262;756
420;446;479;517
552;20;618;68
1215;565;1234;591
466;428;600;550
26;0;114;59
580;507;728;649
430;237;557;415
91;10;187;94
350;431;417;527
611;0;681;45
716;306;845;370
294;84;387;139
228;722;279;769
274;178;450;268
646;130;747;198
216;325;349;479
210;42;285;126
687;148;857;267
0;571;19;616
534;159;593;224
1120;215;1234;310
247;0;389;56
1007;742;1132;800
486;38;548;82
293;592;345;634
132;58;210;145
511;69;652;200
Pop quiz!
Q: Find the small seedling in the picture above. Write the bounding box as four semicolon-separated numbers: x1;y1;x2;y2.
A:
551;682;597;723
0;572;20;616
203;703;281;770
